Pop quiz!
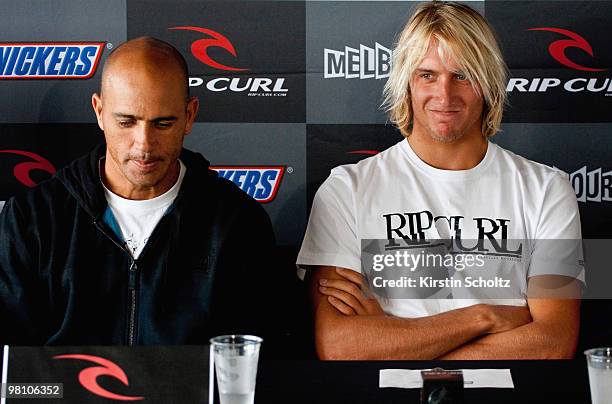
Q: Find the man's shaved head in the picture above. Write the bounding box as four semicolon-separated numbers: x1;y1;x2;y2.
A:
100;36;189;100
91;36;199;200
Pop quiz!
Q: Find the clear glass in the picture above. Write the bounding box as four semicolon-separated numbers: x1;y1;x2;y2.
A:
210;335;263;404
585;348;612;404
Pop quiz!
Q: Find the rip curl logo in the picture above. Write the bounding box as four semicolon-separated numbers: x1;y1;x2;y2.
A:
383;211;523;258
0;150;56;187
169;26;248;72
54;354;144;401
528;27;606;72
347;150;380;156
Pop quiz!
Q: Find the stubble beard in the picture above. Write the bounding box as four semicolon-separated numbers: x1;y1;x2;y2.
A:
427;129;465;143
418;117;466;143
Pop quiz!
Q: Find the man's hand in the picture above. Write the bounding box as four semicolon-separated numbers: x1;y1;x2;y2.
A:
318;267;385;316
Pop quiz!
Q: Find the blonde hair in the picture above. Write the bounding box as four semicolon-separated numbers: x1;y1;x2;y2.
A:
382;1;507;138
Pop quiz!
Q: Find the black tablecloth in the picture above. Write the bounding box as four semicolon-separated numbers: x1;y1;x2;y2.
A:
256;359;591;403
0;347;593;403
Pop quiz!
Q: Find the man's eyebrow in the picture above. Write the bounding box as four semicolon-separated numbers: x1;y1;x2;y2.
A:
152;116;178;122
112;113;140;120
111;113;178;122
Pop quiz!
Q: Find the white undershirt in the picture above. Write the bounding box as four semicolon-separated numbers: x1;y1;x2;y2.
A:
102;160;186;259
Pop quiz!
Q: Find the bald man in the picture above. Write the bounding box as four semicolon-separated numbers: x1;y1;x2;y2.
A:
0;37;277;345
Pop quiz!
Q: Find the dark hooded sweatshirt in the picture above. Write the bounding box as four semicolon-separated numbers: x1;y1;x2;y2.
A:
0;144;277;346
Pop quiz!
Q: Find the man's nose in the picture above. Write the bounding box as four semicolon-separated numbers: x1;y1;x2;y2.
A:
133;122;155;151
435;76;454;106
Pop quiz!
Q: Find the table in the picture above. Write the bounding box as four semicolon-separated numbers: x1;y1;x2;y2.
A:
256;360;592;403
1;347;593;403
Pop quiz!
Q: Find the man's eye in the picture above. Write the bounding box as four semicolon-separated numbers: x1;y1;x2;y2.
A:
118;120;133;128
420;73;432;79
455;73;467;81
155;122;172;129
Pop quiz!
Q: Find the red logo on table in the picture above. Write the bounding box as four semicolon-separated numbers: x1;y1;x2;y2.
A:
169;26;248;72
528;28;606;72
0;150;56;187
54;354;144;401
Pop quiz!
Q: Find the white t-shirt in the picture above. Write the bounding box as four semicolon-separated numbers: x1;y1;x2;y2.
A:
297;139;583;318
103;160;186;259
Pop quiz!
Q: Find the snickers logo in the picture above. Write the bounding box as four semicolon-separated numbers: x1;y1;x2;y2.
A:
211;166;285;203
0;42;105;79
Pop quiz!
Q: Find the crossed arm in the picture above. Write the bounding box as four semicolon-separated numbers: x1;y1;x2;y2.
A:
309;266;581;360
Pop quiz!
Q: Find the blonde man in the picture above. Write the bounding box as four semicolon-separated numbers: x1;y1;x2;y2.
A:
297;1;582;359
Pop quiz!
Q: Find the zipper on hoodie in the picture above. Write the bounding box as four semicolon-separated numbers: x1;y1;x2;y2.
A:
127;260;138;346
93;220;139;346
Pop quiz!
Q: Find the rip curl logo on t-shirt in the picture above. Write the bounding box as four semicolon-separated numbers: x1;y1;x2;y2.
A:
382;210;523;258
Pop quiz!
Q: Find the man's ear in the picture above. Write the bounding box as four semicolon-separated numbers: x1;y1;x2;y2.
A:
184;96;200;136
91;93;104;131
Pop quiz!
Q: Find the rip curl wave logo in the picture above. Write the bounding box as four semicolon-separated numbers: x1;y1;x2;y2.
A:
0;150;56;187
347;150;380;156
528;28;606;72
54;354;144;401
169;26;248;72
